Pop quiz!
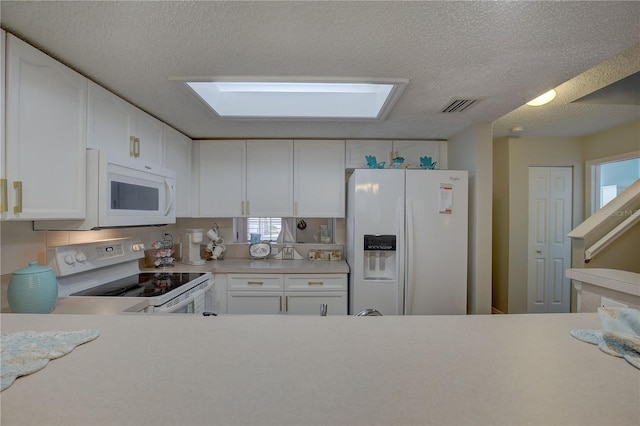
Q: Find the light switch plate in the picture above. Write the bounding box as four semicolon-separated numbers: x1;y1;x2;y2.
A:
283;247;294;260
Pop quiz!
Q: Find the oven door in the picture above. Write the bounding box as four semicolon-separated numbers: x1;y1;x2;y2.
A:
151;279;214;314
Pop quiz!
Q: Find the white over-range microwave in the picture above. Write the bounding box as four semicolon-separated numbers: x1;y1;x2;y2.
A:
35;149;176;230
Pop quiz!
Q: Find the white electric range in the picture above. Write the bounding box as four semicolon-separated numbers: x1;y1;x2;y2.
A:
48;238;214;314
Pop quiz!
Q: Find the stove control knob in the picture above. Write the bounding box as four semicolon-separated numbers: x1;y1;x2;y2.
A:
75;252;87;263
132;243;145;251
64;254;76;265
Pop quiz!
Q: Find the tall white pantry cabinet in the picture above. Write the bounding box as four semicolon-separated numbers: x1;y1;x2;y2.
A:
2;34;87;220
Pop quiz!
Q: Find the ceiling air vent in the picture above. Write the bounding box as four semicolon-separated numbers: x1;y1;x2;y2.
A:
440;98;483;113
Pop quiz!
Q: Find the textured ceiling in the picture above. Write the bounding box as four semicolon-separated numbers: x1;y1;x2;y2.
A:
1;1;639;140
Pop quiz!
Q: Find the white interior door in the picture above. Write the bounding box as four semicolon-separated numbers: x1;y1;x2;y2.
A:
527;167;573;313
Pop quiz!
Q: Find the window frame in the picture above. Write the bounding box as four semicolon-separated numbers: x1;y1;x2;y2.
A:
586;150;640;215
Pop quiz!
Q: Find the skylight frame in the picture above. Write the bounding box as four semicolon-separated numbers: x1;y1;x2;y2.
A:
172;76;408;121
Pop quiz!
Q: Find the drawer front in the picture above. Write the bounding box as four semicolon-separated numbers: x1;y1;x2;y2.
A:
285;274;347;291
227;292;283;315
285;292;348;315
228;274;284;291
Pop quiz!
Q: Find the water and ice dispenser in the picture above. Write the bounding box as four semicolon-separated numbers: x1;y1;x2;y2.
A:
363;234;397;280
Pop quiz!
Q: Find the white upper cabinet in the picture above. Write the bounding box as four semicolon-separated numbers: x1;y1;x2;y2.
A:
87;82;133;156
196;140;294;218
345;140;393;169
246;140;294;217
3;34;87;220
197;140;246;217
392;140;447;169
345;140;447;169
133;108;164;164
163;125;192;217
87;81;163;164
294;140;345;218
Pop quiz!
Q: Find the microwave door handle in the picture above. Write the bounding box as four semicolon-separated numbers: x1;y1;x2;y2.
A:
163;178;175;216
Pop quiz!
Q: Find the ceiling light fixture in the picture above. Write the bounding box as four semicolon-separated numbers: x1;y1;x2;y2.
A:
526;89;557;106
172;76;408;120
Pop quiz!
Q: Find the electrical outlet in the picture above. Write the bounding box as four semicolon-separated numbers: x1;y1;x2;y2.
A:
283;247;294;260
600;297;628;309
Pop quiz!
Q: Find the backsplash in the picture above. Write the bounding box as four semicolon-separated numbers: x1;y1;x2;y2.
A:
0;218;345;276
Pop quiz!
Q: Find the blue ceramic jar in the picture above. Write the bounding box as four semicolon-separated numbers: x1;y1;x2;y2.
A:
7;261;58;313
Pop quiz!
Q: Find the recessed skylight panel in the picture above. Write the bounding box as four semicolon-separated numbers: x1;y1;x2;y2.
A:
181;79;407;120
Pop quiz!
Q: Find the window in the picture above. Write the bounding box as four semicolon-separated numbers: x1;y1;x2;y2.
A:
587;152;640;215
233;217;335;244
247;217;282;241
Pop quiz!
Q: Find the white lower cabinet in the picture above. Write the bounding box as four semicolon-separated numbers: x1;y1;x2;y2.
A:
226;273;347;315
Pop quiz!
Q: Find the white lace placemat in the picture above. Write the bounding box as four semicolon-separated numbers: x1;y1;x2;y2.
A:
1;329;100;391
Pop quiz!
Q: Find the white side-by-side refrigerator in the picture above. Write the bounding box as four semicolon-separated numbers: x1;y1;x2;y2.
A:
346;169;468;315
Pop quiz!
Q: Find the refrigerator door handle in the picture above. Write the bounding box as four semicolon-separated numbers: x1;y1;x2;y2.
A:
406;197;415;315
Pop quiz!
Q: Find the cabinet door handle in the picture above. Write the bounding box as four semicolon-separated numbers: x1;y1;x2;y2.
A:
241;201;245;216
130;136;136;157
294;201;298;216
308;281;324;285
13;181;22;213
0;178;7;212
286;295;289;312
247;281;263;285
246;200;250;216
134;137;140;158
279;295;282;312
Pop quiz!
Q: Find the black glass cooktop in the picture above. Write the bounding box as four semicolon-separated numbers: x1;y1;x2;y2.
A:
71;273;206;298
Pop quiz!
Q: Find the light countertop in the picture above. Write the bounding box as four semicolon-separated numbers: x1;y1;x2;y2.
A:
142;258;350;274
566;268;640;295
1;312;639;425
2;259;348;313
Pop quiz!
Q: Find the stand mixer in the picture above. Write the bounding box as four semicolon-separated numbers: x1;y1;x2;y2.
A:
182;229;206;265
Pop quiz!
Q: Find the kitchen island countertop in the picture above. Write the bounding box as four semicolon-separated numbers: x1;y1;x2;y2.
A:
1;312;638;425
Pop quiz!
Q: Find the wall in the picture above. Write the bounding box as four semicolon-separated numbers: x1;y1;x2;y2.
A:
0;218;346;277
448;123;493;315
498;136;584;314
581;222;640;272
493;119;639;314
492;137;510;313
580;119;640;218
581;120;640;163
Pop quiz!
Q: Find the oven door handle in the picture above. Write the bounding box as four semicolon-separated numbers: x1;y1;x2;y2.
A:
154;293;196;313
154;279;214;314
